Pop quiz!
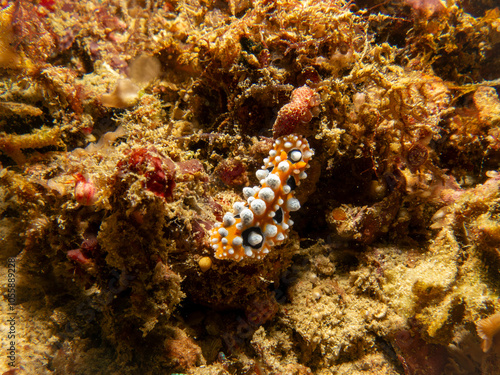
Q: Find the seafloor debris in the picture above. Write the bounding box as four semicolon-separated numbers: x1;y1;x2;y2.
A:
1;0;500;374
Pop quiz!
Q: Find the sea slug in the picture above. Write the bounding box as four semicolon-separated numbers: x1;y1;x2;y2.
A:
209;134;314;261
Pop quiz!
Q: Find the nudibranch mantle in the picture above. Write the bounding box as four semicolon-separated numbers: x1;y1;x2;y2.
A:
209;134;314;261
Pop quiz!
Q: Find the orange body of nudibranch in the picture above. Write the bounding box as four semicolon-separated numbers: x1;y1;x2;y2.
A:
209;134;314;261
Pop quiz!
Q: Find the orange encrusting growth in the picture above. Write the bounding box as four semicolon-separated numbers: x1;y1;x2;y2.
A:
209;134;313;261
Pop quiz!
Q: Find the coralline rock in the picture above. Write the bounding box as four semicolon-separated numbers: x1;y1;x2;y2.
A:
117;148;177;201
272;86;320;139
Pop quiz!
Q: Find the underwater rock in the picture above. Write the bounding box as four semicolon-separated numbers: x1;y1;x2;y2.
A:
117;148;177;201
2;0;500;374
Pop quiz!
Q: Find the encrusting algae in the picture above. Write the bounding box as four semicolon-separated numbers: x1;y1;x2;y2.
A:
1;0;500;374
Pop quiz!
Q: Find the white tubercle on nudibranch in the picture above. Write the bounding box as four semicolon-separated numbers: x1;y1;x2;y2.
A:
209;134;313;261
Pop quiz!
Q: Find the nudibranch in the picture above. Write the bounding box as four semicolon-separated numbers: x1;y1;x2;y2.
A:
209;134;314;261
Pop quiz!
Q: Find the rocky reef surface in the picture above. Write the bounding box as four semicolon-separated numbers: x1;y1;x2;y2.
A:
1;0;500;374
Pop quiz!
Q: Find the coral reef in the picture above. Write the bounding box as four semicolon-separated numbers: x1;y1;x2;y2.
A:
1;0;500;374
